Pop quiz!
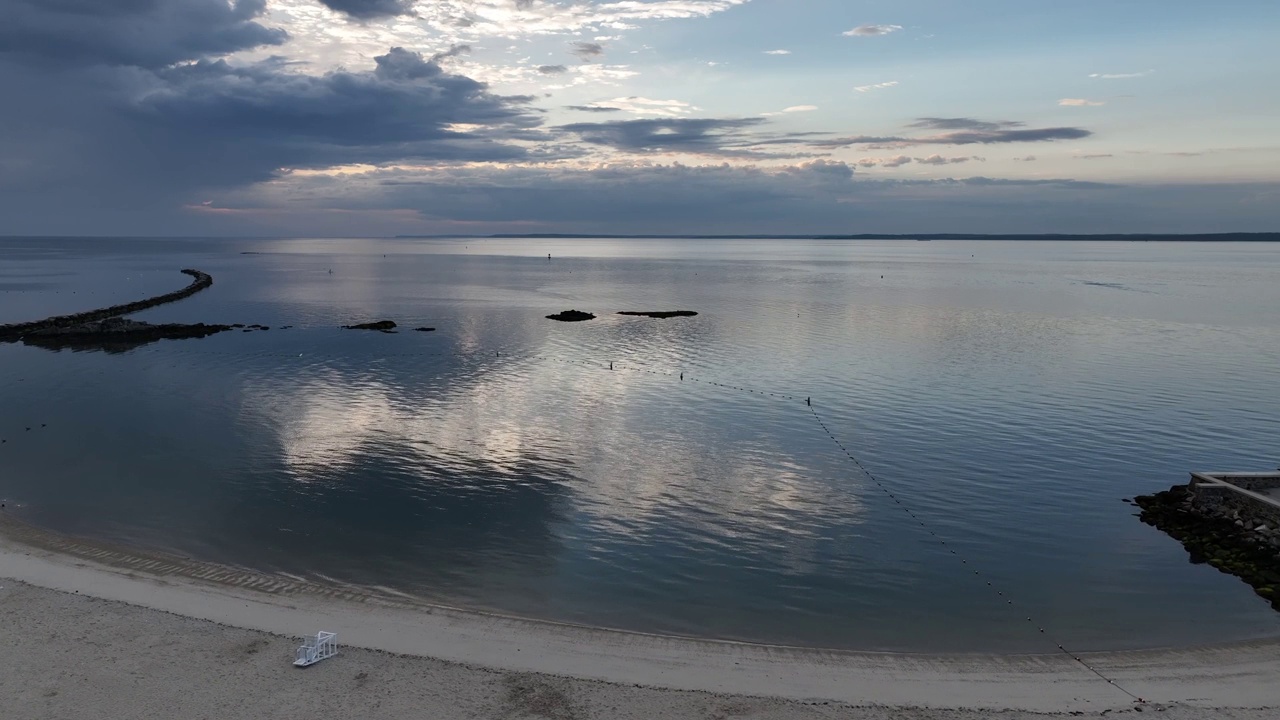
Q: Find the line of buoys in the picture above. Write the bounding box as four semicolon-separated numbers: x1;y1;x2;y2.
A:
806;403;1144;705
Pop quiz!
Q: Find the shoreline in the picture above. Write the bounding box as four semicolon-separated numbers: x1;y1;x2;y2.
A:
4;514;1280;715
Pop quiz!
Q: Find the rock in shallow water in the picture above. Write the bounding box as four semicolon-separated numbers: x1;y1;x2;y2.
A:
546;310;595;322
343;320;397;331
617;310;698;319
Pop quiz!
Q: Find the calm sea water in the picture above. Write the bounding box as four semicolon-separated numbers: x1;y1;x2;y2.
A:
1;237;1278;652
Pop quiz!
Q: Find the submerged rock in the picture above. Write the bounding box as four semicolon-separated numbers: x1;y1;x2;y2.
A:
617;310;698;319
546;310;596;322
343;320;397;331
414;327;436;332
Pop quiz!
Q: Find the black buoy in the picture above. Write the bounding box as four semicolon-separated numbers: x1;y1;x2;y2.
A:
807;397;811;406
680;372;683;380
610;362;613;370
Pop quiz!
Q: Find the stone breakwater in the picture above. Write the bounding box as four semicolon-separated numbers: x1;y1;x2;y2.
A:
0;269;214;341
1134;484;1280;610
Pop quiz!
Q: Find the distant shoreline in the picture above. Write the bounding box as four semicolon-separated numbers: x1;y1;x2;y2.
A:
3;233;1278;242
401;232;1280;241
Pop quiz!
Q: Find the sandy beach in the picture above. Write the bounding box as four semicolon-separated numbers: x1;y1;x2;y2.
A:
2;514;1279;719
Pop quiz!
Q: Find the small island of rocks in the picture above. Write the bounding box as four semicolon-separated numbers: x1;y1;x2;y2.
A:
343;320;397;331
546;310;596;322
21;318;232;353
617;311;698;319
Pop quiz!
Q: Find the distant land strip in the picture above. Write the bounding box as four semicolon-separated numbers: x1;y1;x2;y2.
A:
396;232;1280;241
0;269;212;340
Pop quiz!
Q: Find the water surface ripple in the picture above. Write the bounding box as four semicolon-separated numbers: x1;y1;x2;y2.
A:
1;237;1278;652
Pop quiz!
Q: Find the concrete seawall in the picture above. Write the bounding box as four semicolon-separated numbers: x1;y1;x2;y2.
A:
0;269;213;341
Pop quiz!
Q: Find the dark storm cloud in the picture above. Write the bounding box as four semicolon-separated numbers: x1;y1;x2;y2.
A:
557;117;775;156
566;105;623;112
317;0;414;20
537;64;569;74
0;0;286;68
137;48;539;162
0;30;543;222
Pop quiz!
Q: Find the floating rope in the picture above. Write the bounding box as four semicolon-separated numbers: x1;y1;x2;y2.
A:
807;402;1145;705
0;341;1151;704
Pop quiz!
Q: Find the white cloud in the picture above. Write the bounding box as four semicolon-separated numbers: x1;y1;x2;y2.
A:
761;104;818;117
578;97;697;117
257;0;749;72
843;24;902;37
408;0;752;40
1059;98;1105;106
856;155;913;168
1089;70;1154;79
915;154;984;165
854;80;899;93
763;49;792;55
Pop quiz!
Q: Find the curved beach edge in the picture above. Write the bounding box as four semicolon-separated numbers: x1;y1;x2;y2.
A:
2;514;1278;716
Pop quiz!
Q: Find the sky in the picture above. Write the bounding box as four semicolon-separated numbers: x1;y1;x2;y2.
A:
1;0;1278;237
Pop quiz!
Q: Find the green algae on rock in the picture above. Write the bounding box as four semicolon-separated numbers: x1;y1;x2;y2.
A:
1134;485;1280;610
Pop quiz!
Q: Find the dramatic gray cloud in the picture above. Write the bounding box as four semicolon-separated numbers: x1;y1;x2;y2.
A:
557;117;784;156
0;13;544;217
537;64;569;74
0;0;286;68
812;118;1092;149
138;49;540;161
318;0;413;20
566;105;624;112
571;41;605;61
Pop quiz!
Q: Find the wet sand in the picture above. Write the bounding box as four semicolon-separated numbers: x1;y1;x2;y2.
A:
2;514;1279;719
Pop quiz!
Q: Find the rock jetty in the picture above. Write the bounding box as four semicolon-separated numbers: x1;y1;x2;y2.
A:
1134;485;1280;610
617;311;698;319
0;269;215;342
546;310;595;322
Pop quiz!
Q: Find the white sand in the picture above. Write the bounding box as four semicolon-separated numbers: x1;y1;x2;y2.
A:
2;514;1278;719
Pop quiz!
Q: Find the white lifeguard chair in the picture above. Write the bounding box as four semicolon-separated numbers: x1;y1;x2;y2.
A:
294;631;338;667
